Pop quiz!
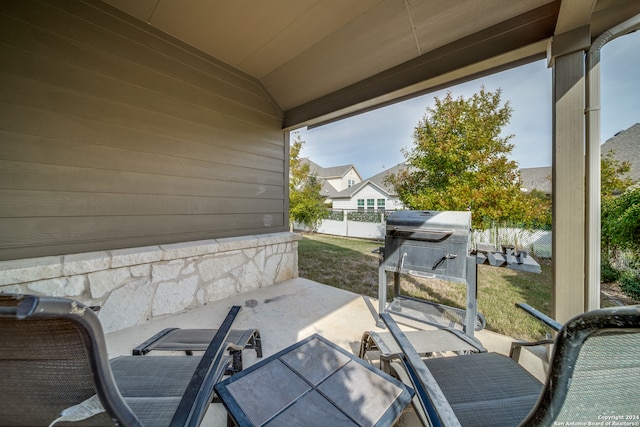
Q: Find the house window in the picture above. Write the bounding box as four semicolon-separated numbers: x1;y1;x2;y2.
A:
377;199;386;211
367;199;375;211
357;199;364;211
348;179;355;187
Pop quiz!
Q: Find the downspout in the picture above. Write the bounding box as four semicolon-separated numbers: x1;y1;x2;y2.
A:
585;14;640;311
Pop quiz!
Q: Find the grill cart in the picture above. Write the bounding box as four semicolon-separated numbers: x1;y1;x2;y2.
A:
377;210;540;338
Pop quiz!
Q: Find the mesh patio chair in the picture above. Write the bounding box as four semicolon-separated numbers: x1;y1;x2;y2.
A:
358;328;486;374
380;304;640;427
0;293;239;427
132;327;262;375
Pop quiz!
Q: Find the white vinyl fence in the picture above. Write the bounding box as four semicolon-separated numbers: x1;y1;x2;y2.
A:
295;210;553;258
294;210;388;240
472;228;552;258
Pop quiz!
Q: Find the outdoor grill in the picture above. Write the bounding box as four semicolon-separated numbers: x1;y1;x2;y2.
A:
383;210;471;284
377;210;540;338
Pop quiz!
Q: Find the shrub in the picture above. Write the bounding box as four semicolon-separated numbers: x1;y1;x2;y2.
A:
601;259;621;283
619;271;640;301
348;211;384;223
327;210;344;221
602;186;640;252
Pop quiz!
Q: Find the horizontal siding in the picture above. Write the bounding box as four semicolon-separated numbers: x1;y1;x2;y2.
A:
0;224;281;261
1;131;284;185
0;1;286;260
2;214;283;248
0;189;284;218
1;161;284;199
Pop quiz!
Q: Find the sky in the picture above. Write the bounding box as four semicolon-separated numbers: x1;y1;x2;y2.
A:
295;30;640;180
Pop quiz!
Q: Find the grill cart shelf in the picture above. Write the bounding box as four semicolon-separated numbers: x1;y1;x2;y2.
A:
377;210;540;338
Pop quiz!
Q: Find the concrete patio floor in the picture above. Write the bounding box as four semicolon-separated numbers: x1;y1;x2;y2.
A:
105;277;547;426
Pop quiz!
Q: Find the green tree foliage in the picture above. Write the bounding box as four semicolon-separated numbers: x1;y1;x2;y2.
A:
602;185;640;299
602;185;640;254
386;87;550;229
598;143;635;293
601;150;632;201
521;189;552;230
289;134;329;229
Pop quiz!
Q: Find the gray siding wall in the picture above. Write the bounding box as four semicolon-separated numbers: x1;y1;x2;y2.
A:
0;0;286;261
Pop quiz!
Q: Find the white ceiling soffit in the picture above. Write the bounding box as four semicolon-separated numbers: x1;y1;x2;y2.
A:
101;0;640;129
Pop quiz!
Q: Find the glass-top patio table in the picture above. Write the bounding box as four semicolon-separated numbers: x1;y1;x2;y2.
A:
215;334;414;427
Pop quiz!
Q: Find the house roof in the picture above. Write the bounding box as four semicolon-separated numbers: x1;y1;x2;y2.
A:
368;163;410;194
320;181;342;199
101;0;640;130
302;159;361;180
602;123;640;183
331;180;390;200
332;163;409;199
320;165;360;180
301;159;362;198
520;166;553;194
301;158;323;175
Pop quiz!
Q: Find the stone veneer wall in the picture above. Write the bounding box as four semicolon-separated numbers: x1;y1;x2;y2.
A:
0;232;300;333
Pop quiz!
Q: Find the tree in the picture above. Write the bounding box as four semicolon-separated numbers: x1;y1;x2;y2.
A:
601;150;632;202
521;189;552;230
386;87;549;229
600;152;635;295
289;134;329;230
600;150;633;255
602;185;640;253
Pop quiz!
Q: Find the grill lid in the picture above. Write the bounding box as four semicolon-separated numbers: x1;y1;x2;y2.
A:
386;210;471;244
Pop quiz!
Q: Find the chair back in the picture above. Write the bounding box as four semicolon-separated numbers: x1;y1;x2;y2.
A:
521;305;640;426
0;294;140;426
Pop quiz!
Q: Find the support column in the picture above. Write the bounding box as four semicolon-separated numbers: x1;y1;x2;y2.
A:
549;26;590;323
585;14;640;311
285;131;291;231
585;43;602;312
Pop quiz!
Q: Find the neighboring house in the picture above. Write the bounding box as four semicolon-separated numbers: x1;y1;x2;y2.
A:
602;123;640;184
302;159;363;205
520;167;552;195
331;163;407;211
519;123;640;195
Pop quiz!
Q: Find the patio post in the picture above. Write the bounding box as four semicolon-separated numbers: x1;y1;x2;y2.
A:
548;25;590;323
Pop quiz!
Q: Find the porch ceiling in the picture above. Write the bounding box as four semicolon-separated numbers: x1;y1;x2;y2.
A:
101;0;640;129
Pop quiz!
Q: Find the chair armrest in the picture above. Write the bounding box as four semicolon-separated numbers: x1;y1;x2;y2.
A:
516;303;561;331
131;328;179;355
381;313;462;427
169;306;240;427
509;339;554;362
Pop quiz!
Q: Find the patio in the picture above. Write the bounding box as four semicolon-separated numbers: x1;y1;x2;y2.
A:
3;1;639;424
105;277;547;427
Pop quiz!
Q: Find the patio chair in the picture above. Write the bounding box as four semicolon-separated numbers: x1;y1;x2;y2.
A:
358;328;486;374
380;304;640;427
508;303;561;367
132;327;262;374
0;293;240;427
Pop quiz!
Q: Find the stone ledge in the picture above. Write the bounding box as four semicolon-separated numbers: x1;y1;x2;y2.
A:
0;232;299;333
0;232;299;286
160;239;218;260
111;246;164;268
63;251;111;276
0;256;63;286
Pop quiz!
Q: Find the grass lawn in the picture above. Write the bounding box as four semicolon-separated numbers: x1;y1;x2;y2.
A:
298;232;554;340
